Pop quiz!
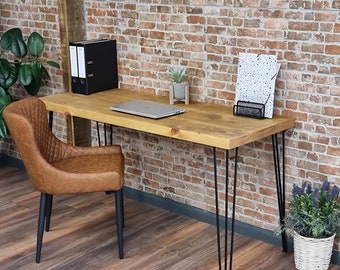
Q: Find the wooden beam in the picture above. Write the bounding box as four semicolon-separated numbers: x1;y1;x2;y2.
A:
57;0;91;146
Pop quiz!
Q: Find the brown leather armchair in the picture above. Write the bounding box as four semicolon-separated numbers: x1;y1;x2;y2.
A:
3;97;125;263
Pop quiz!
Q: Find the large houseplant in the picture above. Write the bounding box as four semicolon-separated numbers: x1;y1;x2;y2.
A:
282;181;340;270
0;28;59;139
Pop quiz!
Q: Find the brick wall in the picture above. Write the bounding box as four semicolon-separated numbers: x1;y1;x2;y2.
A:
0;0;64;157
1;0;339;250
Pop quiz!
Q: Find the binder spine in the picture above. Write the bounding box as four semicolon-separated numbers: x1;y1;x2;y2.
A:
76;46;87;94
69;43;79;93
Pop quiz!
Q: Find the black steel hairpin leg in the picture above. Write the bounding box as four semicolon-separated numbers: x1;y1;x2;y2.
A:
110;124;113;145
224;150;229;269
272;132;288;252
229;147;238;270
96;122;101;146
104;123;107;145
213;147;222;270
97;122;114;146
214;147;238;270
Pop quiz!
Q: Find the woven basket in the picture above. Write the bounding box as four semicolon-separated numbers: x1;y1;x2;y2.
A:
293;231;335;270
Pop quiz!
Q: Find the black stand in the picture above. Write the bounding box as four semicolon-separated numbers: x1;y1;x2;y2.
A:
233;100;266;119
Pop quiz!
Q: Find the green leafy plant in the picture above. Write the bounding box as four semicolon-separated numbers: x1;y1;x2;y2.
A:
168;67;186;83
0;28;59;139
282;181;340;238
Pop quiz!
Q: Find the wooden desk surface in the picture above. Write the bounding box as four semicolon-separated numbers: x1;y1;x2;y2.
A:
40;89;295;149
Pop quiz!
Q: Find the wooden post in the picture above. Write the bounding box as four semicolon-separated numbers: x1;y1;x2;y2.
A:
57;0;91;146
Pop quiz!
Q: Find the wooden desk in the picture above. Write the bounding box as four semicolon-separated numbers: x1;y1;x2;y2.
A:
41;89;294;149
41;89;295;269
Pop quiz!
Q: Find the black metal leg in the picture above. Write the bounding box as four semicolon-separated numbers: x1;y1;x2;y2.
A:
272;132;288;252
45;194;53;232
121;189;125;227
213;147;222;270
224;150;229;269
48;111;53;130
104;123;107;145
115;189;124;259
229;147;238;270
214;131;287;269
96;122;101;146
36;193;47;263
97;122;115;146
110;125;113;145
214;148;238;270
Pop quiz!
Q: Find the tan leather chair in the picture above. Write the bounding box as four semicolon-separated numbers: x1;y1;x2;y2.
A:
3;97;125;263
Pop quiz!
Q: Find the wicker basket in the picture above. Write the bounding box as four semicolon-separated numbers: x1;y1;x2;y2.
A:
293;231;335;270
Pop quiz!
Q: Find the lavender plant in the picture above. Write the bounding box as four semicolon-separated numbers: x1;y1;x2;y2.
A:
283;181;340;238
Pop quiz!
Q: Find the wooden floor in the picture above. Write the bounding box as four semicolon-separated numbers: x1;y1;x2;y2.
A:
1;166;339;270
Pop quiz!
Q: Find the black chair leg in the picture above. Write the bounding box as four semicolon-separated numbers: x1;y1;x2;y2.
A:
45;194;53;232
115;189;124;259
110;190;125;227
120;189;125;227
36;193;47;263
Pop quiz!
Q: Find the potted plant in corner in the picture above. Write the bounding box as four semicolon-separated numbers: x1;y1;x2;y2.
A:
281;180;340;270
0;28;60;139
168;67;189;105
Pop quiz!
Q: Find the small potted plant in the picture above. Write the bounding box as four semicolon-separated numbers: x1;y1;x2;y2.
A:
281;180;340;270
0;28;59;139
168;67;189;104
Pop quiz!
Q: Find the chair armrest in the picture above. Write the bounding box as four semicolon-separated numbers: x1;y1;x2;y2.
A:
62;145;123;159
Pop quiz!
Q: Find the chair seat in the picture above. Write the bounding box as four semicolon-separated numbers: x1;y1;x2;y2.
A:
50;154;124;194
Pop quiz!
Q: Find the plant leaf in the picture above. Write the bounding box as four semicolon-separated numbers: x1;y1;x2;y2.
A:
31;62;42;82
27;32;44;56
46;60;60;69
0;118;8;139
19;63;33;86
0;28;27;58
24;62;42;96
0;90;11;113
0;64;19;89
24;76;41;96
0;86;8;97
0;91;11;139
0;58;10;79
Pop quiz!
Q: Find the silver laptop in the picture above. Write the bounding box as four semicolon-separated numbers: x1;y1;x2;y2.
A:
110;100;185;119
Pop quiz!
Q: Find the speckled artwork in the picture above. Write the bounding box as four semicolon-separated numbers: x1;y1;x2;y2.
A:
235;53;280;118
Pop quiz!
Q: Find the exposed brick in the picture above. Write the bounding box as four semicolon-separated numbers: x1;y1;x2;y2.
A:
325;44;340;54
289;21;318;31
289;1;312;9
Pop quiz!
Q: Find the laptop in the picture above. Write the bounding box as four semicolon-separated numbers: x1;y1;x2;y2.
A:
110;100;185;119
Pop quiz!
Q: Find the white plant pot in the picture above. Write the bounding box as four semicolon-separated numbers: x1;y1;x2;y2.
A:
293;231;335;270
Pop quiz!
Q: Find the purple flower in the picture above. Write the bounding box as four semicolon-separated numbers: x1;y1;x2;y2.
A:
306;183;312;194
292;184;304;197
331;185;340;200
321;181;330;192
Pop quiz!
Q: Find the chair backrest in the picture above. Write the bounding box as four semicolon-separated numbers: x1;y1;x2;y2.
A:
3;98;63;190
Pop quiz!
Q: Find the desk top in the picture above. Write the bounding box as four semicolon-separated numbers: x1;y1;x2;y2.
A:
40;89;295;149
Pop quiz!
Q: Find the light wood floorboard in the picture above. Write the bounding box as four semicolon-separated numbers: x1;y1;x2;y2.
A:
0;166;339;270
